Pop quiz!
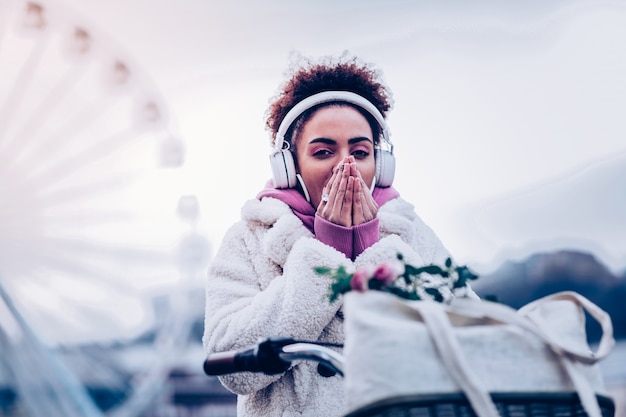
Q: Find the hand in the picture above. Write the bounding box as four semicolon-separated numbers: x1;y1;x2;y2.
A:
350;164;378;225
316;157;378;227
316;159;354;227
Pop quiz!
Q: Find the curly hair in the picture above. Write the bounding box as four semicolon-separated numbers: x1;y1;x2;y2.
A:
265;53;394;148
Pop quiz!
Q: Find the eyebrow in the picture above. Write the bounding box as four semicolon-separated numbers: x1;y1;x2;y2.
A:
308;137;373;145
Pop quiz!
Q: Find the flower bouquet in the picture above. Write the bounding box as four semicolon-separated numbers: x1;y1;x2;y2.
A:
315;253;479;303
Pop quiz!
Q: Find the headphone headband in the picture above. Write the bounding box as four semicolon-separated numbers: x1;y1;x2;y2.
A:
273;90;392;152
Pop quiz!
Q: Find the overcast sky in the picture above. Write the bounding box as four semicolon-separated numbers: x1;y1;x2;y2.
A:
2;0;625;343
52;0;626;271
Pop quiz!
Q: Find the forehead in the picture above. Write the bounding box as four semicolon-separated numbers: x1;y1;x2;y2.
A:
300;105;372;133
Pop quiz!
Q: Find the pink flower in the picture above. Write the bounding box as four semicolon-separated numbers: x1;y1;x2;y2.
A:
350;268;371;292
372;261;403;286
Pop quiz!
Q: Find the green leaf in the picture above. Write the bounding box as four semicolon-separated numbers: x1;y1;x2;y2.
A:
456;266;479;281
425;287;444;302
401;271;412;285
404;264;422;276
314;266;331;275
387;286;420;300
410;265;445;276
368;279;386;291
328;276;352;303
453;276;467;289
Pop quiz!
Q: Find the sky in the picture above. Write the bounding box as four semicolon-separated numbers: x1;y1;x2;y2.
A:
53;0;626;271
1;0;625;343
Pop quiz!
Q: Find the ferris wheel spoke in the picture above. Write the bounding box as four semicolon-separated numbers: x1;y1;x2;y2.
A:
4;58;92;167
0;14;50;150
35;174;140;209
22;126;141;185
0;281;106;417
36;237;176;276
0;7;10;51
6;93;126;172
43;210;137;230
12;250;148;295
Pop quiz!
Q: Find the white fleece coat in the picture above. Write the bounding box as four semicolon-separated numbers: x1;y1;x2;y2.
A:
203;195;452;417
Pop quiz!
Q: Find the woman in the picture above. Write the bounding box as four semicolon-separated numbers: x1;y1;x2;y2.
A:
203;54;471;417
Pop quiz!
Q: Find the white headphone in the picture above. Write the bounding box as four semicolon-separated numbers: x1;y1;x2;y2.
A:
269;90;396;189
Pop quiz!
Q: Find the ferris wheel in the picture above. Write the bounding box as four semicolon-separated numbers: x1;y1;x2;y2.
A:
0;1;202;416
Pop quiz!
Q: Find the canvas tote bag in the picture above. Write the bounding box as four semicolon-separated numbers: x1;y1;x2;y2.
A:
343;291;614;417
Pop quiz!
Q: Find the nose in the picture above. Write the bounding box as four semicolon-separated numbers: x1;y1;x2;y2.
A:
338;152;354;163
333;151;354;172
337;149;350;160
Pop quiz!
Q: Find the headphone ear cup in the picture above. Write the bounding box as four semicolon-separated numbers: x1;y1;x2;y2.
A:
270;150;298;188
375;149;396;187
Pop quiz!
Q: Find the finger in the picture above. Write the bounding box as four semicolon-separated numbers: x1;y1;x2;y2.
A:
326;164;344;208
317;192;330;215
324;164;347;224
352;179;365;225
319;167;339;210
349;161;358;178
332;164;349;213
318;165;342;216
359;178;378;221
326;163;341;191
353;167;372;194
327;165;352;226
339;176;354;226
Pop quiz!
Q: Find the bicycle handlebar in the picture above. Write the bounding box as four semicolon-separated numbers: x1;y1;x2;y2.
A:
202;347;257;375
203;337;344;377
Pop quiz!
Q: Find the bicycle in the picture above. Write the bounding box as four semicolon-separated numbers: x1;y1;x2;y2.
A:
204;337;616;417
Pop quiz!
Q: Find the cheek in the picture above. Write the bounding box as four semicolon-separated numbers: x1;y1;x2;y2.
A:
358;160;377;183
297;159;331;190
311;166;334;189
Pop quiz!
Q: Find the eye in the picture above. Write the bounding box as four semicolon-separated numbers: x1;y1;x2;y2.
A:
352;148;371;160
312;147;333;158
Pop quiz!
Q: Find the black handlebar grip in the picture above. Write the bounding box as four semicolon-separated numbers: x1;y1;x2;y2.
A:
204;348;256;376
203;338;295;376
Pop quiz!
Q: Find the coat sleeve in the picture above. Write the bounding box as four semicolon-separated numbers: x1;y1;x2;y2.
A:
202;220;350;395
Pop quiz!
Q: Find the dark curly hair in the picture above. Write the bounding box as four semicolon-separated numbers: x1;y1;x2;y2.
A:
265;53;394;148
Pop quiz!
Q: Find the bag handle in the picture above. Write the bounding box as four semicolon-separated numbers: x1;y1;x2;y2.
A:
517;291;615;361
447;291;614;363
411;291;614;417
518;291;614;417
417;302;501;417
